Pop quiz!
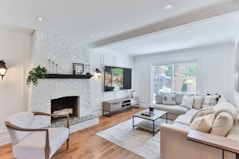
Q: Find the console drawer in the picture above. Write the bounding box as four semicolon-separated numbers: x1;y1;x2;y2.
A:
103;102;122;111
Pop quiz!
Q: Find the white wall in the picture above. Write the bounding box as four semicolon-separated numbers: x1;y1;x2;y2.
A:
134;43;236;106
0;27;32;145
233;36;239;106
89;49;134;116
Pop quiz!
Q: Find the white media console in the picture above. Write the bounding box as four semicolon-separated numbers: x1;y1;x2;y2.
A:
102;97;139;116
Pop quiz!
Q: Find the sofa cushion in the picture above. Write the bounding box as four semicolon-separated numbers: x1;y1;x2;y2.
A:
226;124;239;141
213;102;238;119
155;93;163;104
193;96;204;109
180;95;194;109
172;122;191;131
210;112;233;136
153;104;189;115
190;108;215;123
190;113;215;133
202;94;220;108
175;115;193;125
217;96;228;104
184;109;199;117
175;93;185;105
162;93;176;105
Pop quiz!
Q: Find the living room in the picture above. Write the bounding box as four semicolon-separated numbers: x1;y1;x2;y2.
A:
1;1;239;159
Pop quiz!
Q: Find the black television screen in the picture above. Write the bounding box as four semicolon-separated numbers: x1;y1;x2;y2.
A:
104;66;132;92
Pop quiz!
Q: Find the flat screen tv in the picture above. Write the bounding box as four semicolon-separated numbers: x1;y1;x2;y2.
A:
104;66;132;92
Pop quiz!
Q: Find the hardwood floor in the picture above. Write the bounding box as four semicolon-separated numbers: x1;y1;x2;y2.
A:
0;107;146;159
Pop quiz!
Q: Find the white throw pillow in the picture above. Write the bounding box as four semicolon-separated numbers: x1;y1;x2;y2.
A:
190;113;215;133
213;102;238;119
202;94;220;108
162;93;176;105
193;96;204;109
180;95;194;109
210;112;233;136
217;96;228;104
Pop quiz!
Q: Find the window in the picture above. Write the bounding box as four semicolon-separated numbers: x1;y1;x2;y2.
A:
153;62;197;94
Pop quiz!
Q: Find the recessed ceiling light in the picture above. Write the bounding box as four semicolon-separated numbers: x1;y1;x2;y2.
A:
186;30;191;33
36;17;44;21
164;4;173;10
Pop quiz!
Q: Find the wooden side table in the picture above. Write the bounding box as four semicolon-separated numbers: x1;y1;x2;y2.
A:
187;130;239;159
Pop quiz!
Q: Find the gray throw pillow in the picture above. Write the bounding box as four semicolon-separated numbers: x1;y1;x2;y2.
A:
162;93;176;105
155;93;163;104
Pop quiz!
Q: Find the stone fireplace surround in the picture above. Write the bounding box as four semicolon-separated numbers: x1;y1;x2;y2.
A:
28;31;98;133
28;78;98;133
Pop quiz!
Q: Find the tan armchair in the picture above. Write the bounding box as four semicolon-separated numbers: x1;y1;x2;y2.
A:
5;111;70;159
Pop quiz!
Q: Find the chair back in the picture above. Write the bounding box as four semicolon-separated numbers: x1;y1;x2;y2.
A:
5;112;38;145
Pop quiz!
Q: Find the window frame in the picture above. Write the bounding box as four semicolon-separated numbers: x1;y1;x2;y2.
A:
151;61;199;104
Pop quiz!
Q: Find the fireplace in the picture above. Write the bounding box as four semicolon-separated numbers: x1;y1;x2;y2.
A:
51;96;79;122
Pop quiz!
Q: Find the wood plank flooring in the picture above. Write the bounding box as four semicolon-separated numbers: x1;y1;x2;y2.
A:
0;107;146;159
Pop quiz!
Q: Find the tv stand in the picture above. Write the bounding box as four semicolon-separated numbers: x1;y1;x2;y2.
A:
102;97;139;117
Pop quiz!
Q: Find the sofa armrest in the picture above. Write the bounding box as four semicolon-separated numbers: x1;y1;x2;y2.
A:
160;123;235;159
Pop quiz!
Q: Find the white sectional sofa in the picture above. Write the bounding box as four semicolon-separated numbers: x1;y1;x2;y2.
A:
159;96;239;159
153;92;216;120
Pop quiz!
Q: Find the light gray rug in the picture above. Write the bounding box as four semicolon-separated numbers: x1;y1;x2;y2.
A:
97;118;165;159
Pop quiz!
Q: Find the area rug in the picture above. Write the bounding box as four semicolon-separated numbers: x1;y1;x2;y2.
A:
97;118;166;159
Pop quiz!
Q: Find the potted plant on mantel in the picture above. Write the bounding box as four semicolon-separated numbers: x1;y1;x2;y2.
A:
27;65;47;86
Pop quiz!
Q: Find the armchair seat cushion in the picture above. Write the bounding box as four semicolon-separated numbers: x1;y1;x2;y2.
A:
14;127;69;159
48;128;69;157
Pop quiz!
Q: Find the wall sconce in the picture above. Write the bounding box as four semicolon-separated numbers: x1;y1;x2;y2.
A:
95;68;101;79
0;60;7;80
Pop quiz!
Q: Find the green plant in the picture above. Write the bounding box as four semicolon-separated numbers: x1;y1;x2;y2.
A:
27;65;48;86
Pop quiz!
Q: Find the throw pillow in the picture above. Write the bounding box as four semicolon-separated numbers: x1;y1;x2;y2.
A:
193;96;204;109
190;113;215;133
210;112;233;136
155;93;162;104
175;93;185;105
190;108;215;123
180;95;194;109
217;96;228;104
162;93;176;105
213;102;238;119
202;94;220;108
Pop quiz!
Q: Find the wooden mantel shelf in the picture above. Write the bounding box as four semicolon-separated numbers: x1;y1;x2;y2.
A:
45;74;93;79
187;130;239;155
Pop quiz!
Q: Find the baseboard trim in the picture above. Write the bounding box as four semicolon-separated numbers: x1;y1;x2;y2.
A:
0;131;10;146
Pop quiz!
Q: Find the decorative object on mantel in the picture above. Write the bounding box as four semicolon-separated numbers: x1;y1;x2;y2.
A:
83;64;92;77
48;59;58;73
73;63;84;75
0;60;7;80
27;65;47;86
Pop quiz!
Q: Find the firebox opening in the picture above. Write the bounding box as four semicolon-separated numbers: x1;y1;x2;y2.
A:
51;96;79;122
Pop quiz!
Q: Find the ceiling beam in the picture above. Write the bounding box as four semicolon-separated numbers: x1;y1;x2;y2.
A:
90;1;239;48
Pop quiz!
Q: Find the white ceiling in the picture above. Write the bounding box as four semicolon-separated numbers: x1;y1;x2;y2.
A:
0;0;239;56
103;13;239;55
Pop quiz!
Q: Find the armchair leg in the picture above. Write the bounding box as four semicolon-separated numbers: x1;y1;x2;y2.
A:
67;138;69;150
